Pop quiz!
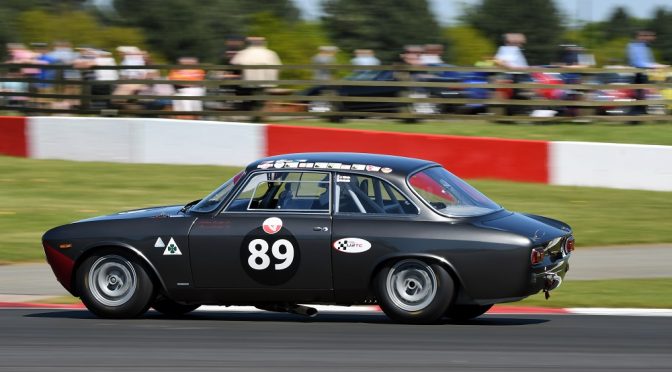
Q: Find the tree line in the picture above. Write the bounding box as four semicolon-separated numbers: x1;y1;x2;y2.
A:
1;0;671;67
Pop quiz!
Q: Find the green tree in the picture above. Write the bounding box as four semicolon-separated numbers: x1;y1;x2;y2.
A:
248;13;335;79
16;9;147;55
649;7;672;64
112;0;301;62
444;26;495;66
463;0;564;65
603;7;636;41
321;0;447;63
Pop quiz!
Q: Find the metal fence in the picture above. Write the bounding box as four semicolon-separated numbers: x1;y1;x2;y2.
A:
0;63;670;122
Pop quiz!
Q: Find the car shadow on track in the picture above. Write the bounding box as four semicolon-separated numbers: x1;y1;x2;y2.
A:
23;310;550;326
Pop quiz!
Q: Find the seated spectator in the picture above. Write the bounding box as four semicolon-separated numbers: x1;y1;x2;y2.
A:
168;57;205;115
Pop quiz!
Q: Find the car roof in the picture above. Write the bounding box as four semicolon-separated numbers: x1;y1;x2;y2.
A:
247;152;438;177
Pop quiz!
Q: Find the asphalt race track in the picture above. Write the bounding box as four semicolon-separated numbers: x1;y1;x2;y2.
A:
0;309;670;371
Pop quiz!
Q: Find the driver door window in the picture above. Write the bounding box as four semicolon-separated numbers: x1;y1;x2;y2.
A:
226;171;330;213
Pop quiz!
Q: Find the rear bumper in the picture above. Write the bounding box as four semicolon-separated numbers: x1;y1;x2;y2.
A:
529;254;570;295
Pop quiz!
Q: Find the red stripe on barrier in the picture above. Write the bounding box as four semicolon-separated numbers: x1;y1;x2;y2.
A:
266;125;549;183
0;116;28;157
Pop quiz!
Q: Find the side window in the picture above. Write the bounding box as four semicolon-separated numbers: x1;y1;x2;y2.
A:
226;171;330;212
334;173;418;215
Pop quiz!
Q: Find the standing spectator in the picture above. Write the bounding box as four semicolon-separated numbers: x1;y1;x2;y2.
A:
231;37;282;85
494;33;528;69
73;48;118;109
118;46;147;80
420;44;444;65
351;49;380;66
311;46;338;81
628;31;668;69
230;36;282;111
47;41;80;109
627;30;669;116
168;57;205;115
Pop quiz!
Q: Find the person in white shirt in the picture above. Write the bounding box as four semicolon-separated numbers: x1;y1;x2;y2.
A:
495;33;528;69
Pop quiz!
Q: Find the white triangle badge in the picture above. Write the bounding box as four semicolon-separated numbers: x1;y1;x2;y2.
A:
163;238;182;255
154;237;165;248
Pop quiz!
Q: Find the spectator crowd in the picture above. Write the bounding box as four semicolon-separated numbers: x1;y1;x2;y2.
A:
1;30;670;117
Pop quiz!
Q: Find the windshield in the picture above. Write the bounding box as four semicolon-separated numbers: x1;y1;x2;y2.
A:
190;170;246;213
409;166;501;217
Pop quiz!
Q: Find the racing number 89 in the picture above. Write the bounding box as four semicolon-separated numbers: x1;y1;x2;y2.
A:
248;239;294;270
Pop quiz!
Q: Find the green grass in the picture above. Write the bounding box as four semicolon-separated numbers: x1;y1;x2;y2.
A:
1;156;671;262
519;278;672;309
271;119;672;146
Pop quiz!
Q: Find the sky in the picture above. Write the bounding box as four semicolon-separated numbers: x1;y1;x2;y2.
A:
293;0;672;25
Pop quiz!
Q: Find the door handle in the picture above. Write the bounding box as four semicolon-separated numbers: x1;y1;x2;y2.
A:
313;226;329;232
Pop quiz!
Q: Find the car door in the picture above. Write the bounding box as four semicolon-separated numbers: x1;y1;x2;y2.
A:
330;172;421;302
189;170;333;296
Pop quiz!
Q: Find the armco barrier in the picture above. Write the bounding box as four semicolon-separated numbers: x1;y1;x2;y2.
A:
1;116;671;191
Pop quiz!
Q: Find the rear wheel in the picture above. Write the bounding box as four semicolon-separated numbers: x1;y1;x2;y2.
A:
77;251;154;318
445;304;493;321
152;297;200;316
375;259;454;324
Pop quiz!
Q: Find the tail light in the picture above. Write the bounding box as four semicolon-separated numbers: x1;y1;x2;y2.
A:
564;237;575;253
530;247;545;265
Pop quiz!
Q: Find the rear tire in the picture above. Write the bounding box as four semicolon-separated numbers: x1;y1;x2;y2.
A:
152;297;200;316
77;251;154;318
375;259;454;324
445;304;493;321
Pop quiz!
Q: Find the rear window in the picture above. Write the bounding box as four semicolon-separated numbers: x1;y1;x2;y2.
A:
409;166;501;217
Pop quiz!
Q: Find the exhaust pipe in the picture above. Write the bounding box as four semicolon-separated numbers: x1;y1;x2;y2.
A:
255;304;318;317
543;273;562;299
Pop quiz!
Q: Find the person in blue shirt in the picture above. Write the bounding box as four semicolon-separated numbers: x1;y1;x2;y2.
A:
627;31;668;69
626;31;668;116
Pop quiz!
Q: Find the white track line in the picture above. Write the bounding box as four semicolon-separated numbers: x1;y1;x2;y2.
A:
567;308;672;317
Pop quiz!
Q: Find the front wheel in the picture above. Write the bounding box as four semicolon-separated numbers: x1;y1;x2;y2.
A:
152;297;200;316
445;304;493;321
77;252;155;318
375;259;454;324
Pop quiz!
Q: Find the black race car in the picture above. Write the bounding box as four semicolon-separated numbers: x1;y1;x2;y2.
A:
43;153;573;323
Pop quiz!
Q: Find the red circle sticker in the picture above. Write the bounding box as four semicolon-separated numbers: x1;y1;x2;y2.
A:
262;217;283;234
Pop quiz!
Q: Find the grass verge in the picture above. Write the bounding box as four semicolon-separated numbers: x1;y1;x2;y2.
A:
1;156;670;262
519;278;672;309
272;119;672;146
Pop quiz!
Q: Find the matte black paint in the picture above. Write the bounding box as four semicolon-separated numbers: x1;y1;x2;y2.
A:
43;153;572;307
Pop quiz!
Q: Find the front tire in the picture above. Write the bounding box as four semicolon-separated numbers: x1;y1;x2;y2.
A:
77;251;155;318
445;304;493;321
375;259;454;324
152;297;200;316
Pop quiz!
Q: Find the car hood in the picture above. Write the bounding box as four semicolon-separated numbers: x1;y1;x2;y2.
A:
479;212;571;245
75;205;184;223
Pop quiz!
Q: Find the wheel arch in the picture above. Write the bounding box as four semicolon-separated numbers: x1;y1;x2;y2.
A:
71;242;168;297
369;253;467;295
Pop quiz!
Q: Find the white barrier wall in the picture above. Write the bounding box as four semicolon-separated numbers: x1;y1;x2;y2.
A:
19;116;672;192
550;141;672;192
27;117;265;167
29;117;135;163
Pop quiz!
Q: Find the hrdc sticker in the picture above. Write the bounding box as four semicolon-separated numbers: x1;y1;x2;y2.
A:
163;238;182;255
333;238;372;253
262;217;283;234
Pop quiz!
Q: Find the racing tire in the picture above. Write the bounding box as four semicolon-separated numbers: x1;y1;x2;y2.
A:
375;259;454;324
77;251;155;319
152;297;200;316
445;304;493;321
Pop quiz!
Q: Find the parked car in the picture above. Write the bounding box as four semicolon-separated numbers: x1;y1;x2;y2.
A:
43;153;574;323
